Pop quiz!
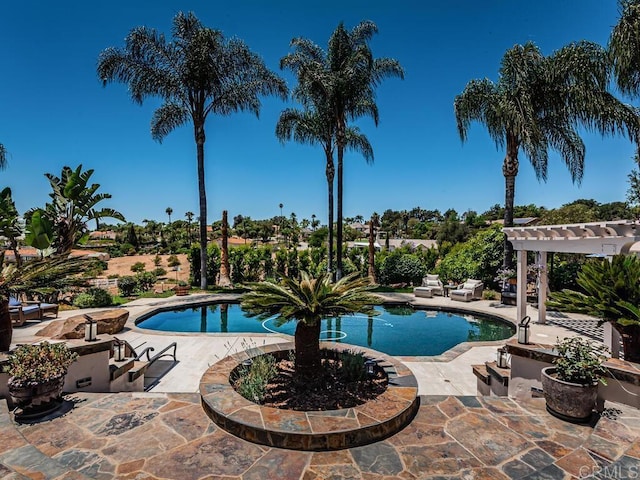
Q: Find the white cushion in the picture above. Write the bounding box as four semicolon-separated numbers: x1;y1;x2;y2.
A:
462;282;476;290
426;274;440;281
426;280;440;287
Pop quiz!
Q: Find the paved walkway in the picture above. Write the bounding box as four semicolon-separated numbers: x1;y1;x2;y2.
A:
1;392;639;479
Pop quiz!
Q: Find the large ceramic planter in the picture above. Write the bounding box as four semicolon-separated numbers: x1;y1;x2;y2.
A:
541;367;598;422
8;374;66;416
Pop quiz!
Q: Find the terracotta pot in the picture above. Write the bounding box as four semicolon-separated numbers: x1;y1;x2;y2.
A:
174;286;190;296
8;374;65;409
541;367;598;422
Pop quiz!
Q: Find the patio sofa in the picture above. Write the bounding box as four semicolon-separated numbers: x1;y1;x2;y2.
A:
8;297;59;327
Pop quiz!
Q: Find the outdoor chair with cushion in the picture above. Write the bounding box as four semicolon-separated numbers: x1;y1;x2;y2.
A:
414;274;443;298
9;297;43;327
450;279;484;302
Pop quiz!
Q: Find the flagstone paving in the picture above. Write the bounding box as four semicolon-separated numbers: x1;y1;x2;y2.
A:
1;393;639;479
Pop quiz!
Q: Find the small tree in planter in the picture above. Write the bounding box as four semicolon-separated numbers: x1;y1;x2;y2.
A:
241;272;379;376
547;255;640;363
541;336;608;422
4;341;79;416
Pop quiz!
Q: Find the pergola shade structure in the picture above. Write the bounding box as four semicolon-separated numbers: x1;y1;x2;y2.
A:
503;220;640;357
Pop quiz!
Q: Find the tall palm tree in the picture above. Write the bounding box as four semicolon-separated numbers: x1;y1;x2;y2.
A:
241;272;378;376
368;212;379;282
455;41;639;269
98;12;287;289
219;210;231;287
276;106;372;274
30;165;125;255
185;211;194;242
0;143;7;170
610;0;640;98
165;207;173;224
281;21;403;279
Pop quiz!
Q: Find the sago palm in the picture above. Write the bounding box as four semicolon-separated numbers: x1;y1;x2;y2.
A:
98;11;287;289
455;41;638;269
0;255;95;351
547;255;640;363
281;21;403;279
241;272;379;376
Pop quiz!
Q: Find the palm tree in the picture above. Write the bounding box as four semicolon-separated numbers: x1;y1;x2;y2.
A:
241;272;378;376
219;210;231;287
276;105;373;275
610;0;640;99
165;207;173;224
368;212;380;282
98;12;287;290
281;21;403;280
0;143;7;170
455;41;639;269
31;165;125;255
185;211;194;242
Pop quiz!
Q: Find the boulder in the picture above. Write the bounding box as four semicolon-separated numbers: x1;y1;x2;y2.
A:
36;309;129;339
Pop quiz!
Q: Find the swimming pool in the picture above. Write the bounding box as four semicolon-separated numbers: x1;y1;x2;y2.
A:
136;303;515;356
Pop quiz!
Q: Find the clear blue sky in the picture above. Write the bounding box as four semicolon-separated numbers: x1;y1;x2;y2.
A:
0;1;635;226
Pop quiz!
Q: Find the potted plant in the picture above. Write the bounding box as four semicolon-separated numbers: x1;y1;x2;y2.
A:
4;341;79;416
173;280;190;296
541;336;608;422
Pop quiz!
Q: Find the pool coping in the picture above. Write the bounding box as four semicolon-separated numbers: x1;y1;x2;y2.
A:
199;341;419;451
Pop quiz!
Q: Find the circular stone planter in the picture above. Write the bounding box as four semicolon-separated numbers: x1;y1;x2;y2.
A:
199;342;419;451
541;366;598;422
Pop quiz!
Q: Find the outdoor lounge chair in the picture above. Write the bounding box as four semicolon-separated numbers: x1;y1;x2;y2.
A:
450;279;484;302
8;297;59;326
413;274;443;298
9;298;42;327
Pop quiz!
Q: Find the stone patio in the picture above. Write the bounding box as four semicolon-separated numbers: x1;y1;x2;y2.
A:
4;293;639;478
1;392;639;479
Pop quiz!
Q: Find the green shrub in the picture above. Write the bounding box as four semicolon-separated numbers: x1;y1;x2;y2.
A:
73;288;113;308
233;354;277;404
153;267;167;277
379;251;426;285
130;261;146;273
118;276;137;297
482;289;499;300
337;350;367;382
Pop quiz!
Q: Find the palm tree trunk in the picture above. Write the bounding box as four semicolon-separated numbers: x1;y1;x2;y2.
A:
219;210;232;287
294;319;321;376
0;299;12;352
336;120;346;280
368;220;376;282
195;123;208;290
326;153;335;275
502;135;519;270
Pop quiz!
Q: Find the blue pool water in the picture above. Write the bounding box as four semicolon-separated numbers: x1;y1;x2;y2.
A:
136;303;514;356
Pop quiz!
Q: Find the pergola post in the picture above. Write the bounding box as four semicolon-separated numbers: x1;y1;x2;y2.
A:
516;250;527;324
537;251;547;324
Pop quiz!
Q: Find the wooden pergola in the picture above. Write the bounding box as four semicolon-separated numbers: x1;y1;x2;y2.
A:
503;220;640;357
